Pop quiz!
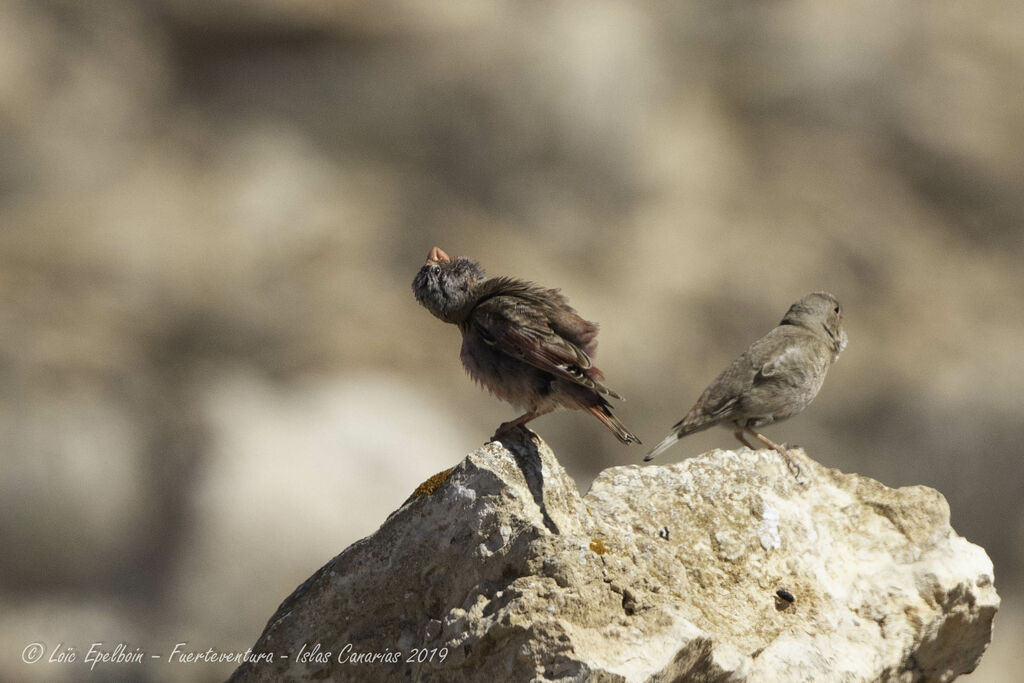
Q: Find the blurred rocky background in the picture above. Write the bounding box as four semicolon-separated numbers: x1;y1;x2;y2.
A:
0;1;1020;681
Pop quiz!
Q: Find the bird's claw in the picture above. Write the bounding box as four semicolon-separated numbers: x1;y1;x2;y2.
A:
775;445;803;480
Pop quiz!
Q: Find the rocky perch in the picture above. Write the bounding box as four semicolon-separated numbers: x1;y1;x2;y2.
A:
230;432;998;682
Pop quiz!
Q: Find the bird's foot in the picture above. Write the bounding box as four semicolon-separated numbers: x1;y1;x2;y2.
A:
489;421;520;444
488;411;541;445
745;428;802;480
489;422;538;446
776;445;803;479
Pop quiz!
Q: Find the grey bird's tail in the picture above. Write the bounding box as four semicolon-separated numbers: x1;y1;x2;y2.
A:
643;414;717;461
643;432;680;461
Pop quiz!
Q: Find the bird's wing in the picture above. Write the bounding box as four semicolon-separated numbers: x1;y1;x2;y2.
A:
469;294;613;395
672;347;759;432
753;335;813;388
673;378;741;431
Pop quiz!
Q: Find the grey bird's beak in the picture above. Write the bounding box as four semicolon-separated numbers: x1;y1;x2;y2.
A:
426;246;451;265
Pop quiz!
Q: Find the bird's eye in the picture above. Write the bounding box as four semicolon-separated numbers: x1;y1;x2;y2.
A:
431;264;441;275
833;306;840;314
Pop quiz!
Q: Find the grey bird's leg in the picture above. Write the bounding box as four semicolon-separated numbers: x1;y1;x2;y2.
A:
744;426;801;478
733;424;755;449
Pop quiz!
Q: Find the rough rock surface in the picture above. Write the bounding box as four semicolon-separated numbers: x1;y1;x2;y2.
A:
230;432;998;682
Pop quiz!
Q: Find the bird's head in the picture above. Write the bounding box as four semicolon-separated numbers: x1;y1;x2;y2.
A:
781;291;848;360
412;247;487;323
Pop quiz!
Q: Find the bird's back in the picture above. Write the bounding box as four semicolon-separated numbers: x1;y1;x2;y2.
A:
735;325;833;425
675;325;833;434
458;277;616;404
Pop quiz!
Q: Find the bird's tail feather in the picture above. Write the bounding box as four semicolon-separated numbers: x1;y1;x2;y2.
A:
643;432;681;461
586;404;641;445
645;417;718;461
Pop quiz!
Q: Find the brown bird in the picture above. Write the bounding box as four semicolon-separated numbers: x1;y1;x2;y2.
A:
644;292;847;471
412;247;640;444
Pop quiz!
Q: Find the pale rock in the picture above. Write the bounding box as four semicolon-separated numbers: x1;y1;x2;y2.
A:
230;431;998;682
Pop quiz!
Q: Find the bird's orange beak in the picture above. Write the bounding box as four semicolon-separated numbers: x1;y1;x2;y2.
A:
425;246;451;265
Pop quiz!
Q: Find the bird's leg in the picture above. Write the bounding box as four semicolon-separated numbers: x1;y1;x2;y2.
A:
733;425;755;449
491;407;553;442
746;427;784;452
745;427;801;478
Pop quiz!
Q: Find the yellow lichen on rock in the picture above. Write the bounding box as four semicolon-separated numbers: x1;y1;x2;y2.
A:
405;466;456;503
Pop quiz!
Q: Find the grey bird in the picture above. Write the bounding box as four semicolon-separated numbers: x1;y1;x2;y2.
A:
644;292;847;470
412;246;640;445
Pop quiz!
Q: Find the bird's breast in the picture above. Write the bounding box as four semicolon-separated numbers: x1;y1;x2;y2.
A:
459;331;550;409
